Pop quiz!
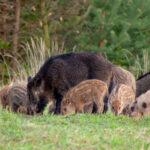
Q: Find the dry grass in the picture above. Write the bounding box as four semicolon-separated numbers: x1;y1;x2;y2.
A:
124;49;150;78
134;50;150;78
0;38;65;88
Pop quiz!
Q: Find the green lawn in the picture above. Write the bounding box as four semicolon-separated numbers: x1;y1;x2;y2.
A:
0;108;150;150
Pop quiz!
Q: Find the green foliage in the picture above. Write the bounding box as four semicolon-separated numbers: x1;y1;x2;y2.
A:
0;40;11;49
73;0;150;66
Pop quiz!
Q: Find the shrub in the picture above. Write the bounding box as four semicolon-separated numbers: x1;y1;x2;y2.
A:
73;0;150;67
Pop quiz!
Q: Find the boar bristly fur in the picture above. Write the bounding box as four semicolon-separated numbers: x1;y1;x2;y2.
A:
61;79;108;115
103;65;136;113
109;84;135;116
8;82;28;113
0;85;11;110
130;90;150;117
136;72;150;97
111;66;136;93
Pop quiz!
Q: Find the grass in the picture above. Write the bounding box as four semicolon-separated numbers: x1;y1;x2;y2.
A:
0;108;150;150
124;49;150;78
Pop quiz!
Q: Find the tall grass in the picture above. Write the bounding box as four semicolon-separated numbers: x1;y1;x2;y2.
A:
0;38;65;88
124;49;150;79
134;50;150;78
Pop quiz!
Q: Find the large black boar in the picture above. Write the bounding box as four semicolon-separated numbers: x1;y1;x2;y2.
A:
27;52;113;114
136;72;150;97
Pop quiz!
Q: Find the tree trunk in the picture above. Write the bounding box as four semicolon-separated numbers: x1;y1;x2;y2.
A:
12;0;21;54
1;5;7;41
40;0;50;49
12;0;21;69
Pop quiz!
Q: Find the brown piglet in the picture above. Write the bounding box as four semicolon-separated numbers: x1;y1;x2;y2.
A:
61;79;108;115
109;84;135;116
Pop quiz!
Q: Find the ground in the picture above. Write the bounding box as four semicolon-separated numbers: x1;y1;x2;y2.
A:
0;107;150;150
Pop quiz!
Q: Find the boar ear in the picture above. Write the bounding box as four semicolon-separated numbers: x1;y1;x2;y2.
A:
32;77;42;87
28;76;32;83
34;77;42;87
